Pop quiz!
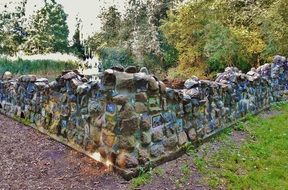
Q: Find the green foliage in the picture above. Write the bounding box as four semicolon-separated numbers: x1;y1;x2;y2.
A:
0;58;77;77
23;1;69;54
0;0;27;55
87;1;179;74
99;47;135;69
161;0;288;79
191;103;288;189
131;168;152;188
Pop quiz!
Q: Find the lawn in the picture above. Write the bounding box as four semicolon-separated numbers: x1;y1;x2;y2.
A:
189;103;288;190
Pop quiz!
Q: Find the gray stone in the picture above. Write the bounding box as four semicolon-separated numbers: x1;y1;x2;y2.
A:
141;131;152;146
125;66;137;73
150;143;165;157
178;131;188;145
139;67;149;75
77;83;91;95
2;71;13;80
163;135;178;149
152;127;164;142
19;75;37;82
184;76;199;89
148;76;159;91
188;128;197;141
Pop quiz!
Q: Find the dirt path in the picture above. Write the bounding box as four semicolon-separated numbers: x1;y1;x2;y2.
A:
0;114;129;190
0;114;208;190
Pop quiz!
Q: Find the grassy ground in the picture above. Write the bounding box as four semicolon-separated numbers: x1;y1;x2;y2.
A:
0;58;78;80
132;103;288;189
188;102;288;190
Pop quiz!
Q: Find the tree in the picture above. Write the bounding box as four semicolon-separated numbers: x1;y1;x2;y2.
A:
71;16;85;58
161;0;287;78
0;0;27;55
24;0;69;54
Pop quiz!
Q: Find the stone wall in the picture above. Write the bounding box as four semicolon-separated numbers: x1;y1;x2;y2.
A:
0;55;287;179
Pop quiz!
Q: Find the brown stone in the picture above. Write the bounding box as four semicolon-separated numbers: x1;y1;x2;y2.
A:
102;129;116;147
120;116;139;135
112;95;129;105
135;92;148;102
116;152;139;169
135;102;148;113
61;71;77;80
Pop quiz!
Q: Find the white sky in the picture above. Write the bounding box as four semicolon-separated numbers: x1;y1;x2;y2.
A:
0;0;128;40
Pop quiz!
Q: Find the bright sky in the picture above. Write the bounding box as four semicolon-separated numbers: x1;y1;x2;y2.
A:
0;0;128;40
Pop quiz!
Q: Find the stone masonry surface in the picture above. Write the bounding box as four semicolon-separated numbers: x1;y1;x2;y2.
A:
0;55;288;179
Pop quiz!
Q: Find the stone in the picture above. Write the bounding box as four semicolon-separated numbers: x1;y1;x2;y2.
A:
178;131;188;145
152;127;164;142
77;83;91;95
148;76;159;91
117;135;136;150
112;94;129;105
141;131;152;146
158;81;166;94
140;114;151;131
61;71;77;80
102;69;116;88
134;73;149;92
70;78;83;89
2;71;13;80
88;101;103;114
135;92;148;102
135;102;148;113
115;72;135;91
19;75;37;82
125;66;137;73
188;128;197;141
106;102;117;114
111;66;125;72
138;148;150;164
139;67;149;75
102;129;116;147
120;116;139;135
186;88;200;98
150;143;165;157
119;103;135;119
163;135;178;149
116;152;139;169
184;76;200;89
273;55;286;65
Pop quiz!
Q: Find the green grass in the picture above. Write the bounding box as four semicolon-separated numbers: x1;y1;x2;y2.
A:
189;103;288;190
0;58;78;79
131;169;152;188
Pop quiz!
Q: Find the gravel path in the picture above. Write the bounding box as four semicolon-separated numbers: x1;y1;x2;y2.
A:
0;114;128;190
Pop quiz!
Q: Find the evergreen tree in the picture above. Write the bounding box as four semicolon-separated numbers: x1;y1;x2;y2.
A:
71;16;85;58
